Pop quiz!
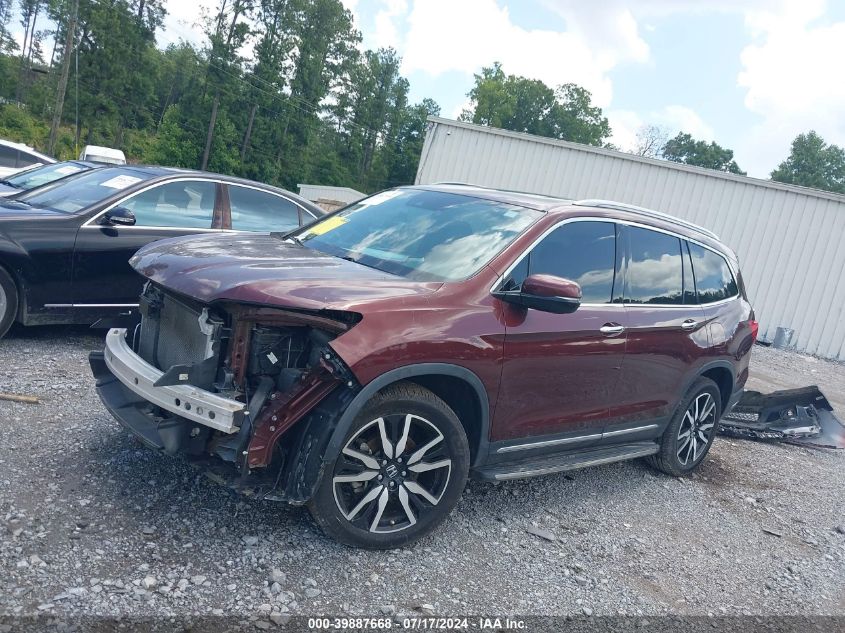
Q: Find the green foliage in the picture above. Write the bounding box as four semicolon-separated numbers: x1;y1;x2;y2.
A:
0;104;49;148
662;132;745;174
770;131;845;194
460;62;611;146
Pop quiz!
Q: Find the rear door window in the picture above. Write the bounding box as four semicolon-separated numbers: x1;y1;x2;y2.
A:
688;243;738;303
228;186;301;232
16;149;42;168
120;180;216;228
0;146;17;168
505;220;617;303
625;226;684;305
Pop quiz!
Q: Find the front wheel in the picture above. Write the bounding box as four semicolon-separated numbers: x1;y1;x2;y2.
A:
647;376;721;476
308;382;469;549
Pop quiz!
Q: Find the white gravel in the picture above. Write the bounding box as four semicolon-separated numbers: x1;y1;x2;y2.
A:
1;324;844;626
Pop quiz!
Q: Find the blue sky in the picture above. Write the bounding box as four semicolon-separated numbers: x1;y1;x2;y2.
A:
327;0;845;178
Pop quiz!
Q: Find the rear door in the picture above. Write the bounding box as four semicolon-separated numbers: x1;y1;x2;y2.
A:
72;179;221;310
611;225;707;438
494;219;626;445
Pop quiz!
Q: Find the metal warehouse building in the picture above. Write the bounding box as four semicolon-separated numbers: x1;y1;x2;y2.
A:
415;117;845;361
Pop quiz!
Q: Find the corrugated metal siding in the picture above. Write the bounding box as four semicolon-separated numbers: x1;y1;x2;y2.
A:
416;117;845;360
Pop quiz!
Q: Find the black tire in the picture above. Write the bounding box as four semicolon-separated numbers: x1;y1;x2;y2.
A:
308;381;470;549
0;266;18;340
647;376;721;477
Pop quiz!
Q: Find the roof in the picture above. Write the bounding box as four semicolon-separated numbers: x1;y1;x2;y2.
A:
410;183;729;252
425;116;845;206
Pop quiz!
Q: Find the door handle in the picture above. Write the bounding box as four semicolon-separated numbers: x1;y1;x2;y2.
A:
599;324;625;336
681;319;698;331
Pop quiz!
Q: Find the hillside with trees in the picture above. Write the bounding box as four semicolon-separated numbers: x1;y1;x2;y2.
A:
0;0;440;193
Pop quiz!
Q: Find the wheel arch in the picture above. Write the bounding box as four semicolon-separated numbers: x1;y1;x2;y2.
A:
687;361;735;416
327;364;491;469
276;363;491;505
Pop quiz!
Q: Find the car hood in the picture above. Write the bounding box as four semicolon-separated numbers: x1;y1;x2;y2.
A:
130;233;442;311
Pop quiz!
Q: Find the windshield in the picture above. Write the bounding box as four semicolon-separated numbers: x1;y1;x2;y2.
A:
17;167;152;213
295;189;543;282
3;162;90;191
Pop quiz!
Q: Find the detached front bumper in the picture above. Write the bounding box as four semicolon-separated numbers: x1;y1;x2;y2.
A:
91;329;245;449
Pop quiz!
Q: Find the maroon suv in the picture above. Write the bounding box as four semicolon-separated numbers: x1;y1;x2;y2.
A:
90;184;757;548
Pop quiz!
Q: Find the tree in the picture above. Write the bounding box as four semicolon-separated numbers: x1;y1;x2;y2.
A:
770;131;845;194
635;124;670;158
662;132;745;174
459;62;611;146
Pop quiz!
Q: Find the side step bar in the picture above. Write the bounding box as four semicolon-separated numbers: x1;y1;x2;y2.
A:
473;441;660;481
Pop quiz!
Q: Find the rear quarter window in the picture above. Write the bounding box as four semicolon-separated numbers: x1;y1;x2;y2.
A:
688;243;738;303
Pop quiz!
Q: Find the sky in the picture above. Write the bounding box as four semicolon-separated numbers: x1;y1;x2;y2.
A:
16;0;844;178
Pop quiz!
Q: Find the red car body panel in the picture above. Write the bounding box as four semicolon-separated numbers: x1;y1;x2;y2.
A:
128;197;754;450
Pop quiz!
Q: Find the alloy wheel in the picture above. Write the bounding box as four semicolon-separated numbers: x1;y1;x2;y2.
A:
0;284;6;322
332;414;452;534
677;392;717;465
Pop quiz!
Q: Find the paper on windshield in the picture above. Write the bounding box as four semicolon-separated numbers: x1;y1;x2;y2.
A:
55;165;81;175
305;215;348;236
100;175;143;189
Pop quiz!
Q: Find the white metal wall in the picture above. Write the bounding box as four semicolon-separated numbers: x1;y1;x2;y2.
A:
297;184;365;204
416;117;845;361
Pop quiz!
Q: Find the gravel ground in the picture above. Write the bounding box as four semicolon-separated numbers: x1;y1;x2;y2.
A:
1;324;844;628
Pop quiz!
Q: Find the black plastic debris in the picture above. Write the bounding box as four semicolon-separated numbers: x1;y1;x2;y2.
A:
719;386;845;449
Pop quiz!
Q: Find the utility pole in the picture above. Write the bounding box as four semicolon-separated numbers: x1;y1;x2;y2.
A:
201;94;219;171
240;103;257;164
48;0;79;155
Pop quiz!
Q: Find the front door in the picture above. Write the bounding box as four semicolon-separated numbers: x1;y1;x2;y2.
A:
72;179;220;309
493;219;626;444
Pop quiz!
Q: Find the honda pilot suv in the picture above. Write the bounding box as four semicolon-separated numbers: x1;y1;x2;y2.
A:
90;184;757;548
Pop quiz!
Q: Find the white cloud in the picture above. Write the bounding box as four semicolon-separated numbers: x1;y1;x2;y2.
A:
400;0;650;107
159;0;215;47
733;0;845;176
607;105;714;153
374;0;408;49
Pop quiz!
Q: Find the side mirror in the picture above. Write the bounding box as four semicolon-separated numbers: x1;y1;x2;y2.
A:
102;206;136;227
494;273;582;314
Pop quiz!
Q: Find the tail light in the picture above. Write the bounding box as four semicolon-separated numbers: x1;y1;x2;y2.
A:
749;319;759;343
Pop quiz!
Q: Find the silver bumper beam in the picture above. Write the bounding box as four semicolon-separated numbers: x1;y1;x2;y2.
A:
103;328;244;434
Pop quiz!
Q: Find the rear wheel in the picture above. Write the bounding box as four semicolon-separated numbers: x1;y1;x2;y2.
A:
648;377;721;476
0;267;18;339
308;382;469;549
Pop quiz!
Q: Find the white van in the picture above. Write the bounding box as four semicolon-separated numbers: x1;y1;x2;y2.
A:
78;145;126;165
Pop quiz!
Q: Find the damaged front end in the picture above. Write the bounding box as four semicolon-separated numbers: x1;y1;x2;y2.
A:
89;283;362;502
719;386;845;449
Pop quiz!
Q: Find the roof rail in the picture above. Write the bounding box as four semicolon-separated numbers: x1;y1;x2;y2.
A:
572;199;720;240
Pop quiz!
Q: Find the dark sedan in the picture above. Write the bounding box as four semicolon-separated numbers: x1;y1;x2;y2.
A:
0;166;324;337
0;160;100;198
